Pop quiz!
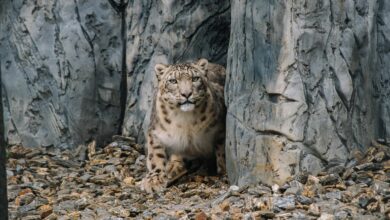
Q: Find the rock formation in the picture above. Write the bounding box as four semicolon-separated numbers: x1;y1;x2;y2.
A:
0;0;123;148
225;0;390;186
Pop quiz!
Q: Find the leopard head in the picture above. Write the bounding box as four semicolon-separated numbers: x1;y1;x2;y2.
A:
154;59;209;112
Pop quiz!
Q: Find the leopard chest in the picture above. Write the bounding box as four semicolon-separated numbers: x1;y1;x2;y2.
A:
152;113;222;158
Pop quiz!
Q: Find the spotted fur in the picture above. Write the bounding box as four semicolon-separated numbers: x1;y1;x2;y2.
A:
140;59;226;193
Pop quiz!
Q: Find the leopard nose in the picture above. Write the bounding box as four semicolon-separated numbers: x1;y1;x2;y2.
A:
181;91;192;98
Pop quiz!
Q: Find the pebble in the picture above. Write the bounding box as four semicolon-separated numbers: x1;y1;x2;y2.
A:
335;210;350;219
319;173;340;185
7;170;14;177
229;185;239;191
372;179;390;195
308;203;321;216
273;195;296;211
325;191;342;200
296;195;313;205
284;180;303;195
272;184;280;193
318;213;334;220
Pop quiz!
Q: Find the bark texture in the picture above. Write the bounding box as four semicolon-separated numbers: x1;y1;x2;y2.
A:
0;0;123;148
225;0;389;186
122;0;231;142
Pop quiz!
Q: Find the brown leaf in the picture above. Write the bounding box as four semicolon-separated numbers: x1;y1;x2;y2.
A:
39;204;53;219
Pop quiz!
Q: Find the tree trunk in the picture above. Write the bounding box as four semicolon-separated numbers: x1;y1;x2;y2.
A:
0;0;123;148
225;0;389;186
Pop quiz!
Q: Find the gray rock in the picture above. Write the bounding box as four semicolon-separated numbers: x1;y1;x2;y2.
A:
104;165;117;173
319;174;341;185
324;191;342;201
318;213;335;220
96;207;112;219
225;0;390;187
326;165;345;175
80;209;96;220
335;210;351;220
7;189;18;202
296;195;313;205
75;197;89;210
358;196;375;209
355;215;382;220
120;145;131;151
54;200;76;212
17;193;35;206
80;173;92;182
17;203;39;216
0;0;122;148
6;170;14;177
347;184;365;197
273;195;295;211
243;213;253;220
284;180;303;195
354;172;373;185
371;180;390;195
292;212;308;219
345;180;356;186
247;185;272;197
355;162;383;171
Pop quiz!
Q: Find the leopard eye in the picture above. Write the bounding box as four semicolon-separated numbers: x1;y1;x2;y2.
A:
192;76;200;82
168;78;177;84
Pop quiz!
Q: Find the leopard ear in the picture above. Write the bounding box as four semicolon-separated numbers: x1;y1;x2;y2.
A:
154;63;168;81
196;58;208;71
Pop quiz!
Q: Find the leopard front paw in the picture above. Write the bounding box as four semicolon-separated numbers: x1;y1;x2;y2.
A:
140;172;168;193
166;160;187;180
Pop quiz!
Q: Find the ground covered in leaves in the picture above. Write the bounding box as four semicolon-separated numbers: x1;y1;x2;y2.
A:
7;137;390;219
